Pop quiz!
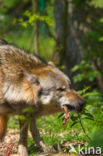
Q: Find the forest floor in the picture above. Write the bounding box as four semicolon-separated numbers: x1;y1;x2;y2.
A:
0;129;19;155
0;128;85;156
0;114;102;156
0;128;102;156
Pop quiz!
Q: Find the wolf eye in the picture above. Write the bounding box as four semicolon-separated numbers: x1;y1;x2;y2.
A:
56;87;65;91
38;89;49;96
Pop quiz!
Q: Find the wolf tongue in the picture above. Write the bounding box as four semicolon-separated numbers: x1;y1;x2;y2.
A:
62;105;69;126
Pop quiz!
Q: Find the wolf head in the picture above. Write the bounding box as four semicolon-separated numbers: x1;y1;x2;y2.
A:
25;62;85;114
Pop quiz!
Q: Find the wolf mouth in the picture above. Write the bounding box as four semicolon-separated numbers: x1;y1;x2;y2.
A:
61;103;83;126
64;104;75;111
63;103;83;113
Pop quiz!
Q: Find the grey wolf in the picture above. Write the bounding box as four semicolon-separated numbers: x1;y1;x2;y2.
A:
0;40;85;155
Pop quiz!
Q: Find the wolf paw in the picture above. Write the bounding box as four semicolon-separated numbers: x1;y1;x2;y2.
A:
43;145;56;153
18;144;28;156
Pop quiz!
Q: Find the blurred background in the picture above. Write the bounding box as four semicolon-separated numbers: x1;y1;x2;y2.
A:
0;0;103;155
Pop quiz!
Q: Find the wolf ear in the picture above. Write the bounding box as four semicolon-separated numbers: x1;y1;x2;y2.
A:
48;61;55;67
24;73;40;85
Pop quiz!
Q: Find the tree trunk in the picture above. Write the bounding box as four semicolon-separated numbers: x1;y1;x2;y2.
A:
53;0;68;64
54;0;103;78
54;0;81;76
64;1;82;76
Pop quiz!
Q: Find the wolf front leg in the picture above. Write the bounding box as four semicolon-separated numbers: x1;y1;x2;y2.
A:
30;118;55;153
18;120;28;156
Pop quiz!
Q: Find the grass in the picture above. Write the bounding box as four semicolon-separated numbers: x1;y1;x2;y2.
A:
8;112;93;155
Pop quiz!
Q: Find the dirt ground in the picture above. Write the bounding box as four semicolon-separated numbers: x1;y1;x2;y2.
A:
0;129;19;155
0;129;102;156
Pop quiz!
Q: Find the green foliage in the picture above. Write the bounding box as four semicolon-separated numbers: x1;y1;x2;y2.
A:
89;129;103;152
39;36;55;61
81;16;103;65
72;60;103;125
89;0;103;8
72;49;103;149
8;115;19;129
72;10;103;142
18;115;27;121
14;10;54;28
0;0;55;60
36;114;88;145
3;0;21;10
73;0;103;8
18;107;37;122
22;107;36;114
28;143;41;155
72;60;99;83
70;113;94;128
72;0;86;8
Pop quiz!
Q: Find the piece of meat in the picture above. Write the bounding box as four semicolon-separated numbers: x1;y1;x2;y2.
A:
61;105;69;126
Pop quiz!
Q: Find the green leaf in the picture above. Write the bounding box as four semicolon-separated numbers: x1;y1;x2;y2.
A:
59;65;66;70
83;91;100;97
71;121;79;127
99;36;103;42
3;0;21;9
58;113;64;119
99;18;103;23
21;22;28;28
24;10;31;17
81;117;94;121
18;115;26;121
89;0;103;8
73;74;84;83
72;65;79;72
84;113;94;119
22;107;36;114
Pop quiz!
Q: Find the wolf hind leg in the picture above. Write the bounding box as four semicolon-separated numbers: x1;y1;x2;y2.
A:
0;114;8;141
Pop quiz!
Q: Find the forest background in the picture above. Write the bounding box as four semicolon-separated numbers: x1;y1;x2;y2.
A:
0;0;103;155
